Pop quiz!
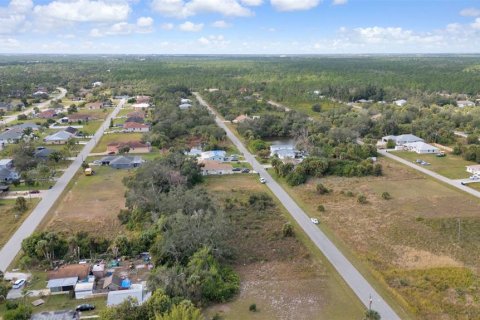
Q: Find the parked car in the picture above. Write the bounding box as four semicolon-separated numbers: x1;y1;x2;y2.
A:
241;168;250;173
436;152;446;157
232;167;241;172
29;190;40;194
259;177;266;184
12;279;26;289
470;175;479;180
76;304;95;312
310;218;319;224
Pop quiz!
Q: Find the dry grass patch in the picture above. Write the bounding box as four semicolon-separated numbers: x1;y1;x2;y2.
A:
45;166;131;237
91;132;144;153
0;199;39;249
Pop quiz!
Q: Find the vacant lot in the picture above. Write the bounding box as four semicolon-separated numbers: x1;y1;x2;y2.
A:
468;183;480;192
274;157;480;319
45;166;131;237
91;132;144;153
0;199;39;249
203;175;364;320
392;151;474;179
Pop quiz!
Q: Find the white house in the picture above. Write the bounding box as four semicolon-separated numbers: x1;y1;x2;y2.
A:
270;145;297;158
382;134;424;146
403;141;439;154
200;150;227;162
107;284;147;306
179;103;192;110
466;165;480;176
457;100;475;108
394;99;407;107
92;81;103;87
132;103;150;110
74;282;94;299
44;131;74;144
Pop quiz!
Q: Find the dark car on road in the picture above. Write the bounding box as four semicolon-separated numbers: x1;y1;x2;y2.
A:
76;304;95;312
232;167;241;172
29;190;40;194
241;168;250;173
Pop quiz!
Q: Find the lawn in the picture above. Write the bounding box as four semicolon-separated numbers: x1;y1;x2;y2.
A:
0;199;39;249
272;157;480;318
44;165;132;237
468;182;480;192
202;175;365;320
391;151;474;179
91;132;144;153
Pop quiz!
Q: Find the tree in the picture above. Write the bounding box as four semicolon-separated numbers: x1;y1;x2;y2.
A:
3;304;32;320
156;301;203;320
14;197;28;213
119;145;130;154
311;104;322;112
364;309;381;320
282;222;294;237
386;139;396;149
22;127;33;138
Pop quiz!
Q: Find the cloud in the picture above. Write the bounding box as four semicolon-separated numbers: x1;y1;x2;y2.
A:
33;0;131;23
240;0;263;5
270;0;321;11
161;23;175;30
0;37;20;48
332;0;347;5
212;20;231;28
460;8;480;17
90;17;154;37
198;34;229;45
471;18;480;29
8;0;33;13
151;0;254;18
179;21;204;31
0;0;33;34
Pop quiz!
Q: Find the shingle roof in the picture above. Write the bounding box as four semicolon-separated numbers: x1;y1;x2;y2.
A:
47;277;78;288
44;131;73;141
0;128;23;141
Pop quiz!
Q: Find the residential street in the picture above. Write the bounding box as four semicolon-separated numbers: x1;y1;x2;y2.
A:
1;87;67;125
0;98;126;273
193;92;401;320
378;149;480;199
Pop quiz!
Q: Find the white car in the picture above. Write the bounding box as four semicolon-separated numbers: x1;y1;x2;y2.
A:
260;177;266;184
12;279;26;289
310;218;319;224
470;175;480;180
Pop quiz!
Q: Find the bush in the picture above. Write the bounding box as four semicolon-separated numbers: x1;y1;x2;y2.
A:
249;304;257;312
317;204;325;212
5;300;18;310
315;183;330;195
364;309;381;320
282;223;294;237
381;192;391;200
345;191;354;197
311;104;322;112
357;195;368;204
386;139;396;149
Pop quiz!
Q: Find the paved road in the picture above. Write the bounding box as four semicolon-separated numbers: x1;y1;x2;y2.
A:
0;99;125;272
379;149;480;199
1;88;67;125
193;92;401;320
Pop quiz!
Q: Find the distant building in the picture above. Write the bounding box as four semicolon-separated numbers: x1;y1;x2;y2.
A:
38;109;57;119
132;103;150;110
200;150;227;162
270;145;298;159
457;100;475;108
136;95;151;104
47;277;78;293
9;123;40;131
200;160;233;175
34;148;55;160
382;134;424;146
403;141;439;154
232;114;251;124
393;99;407;107
123;122;149;132
467;165;480;176
44;131;74;144
0;168;20;183
100;156;144;169
107;284;147;306
179;103;192;110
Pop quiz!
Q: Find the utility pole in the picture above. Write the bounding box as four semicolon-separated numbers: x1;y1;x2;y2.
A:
457;218;461;244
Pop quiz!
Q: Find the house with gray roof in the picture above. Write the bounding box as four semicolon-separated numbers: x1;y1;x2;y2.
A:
9;123;41;131
0;102;13;112
100;156;144;169
107;284;147;306
44;131;74;144
0;168;20;183
0;128;24;145
382;134;424;146
34;148;55;160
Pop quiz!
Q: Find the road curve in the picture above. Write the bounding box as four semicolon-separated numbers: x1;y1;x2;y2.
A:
379;150;480;199
2;87;67;125
193;92;401;320
0;98;126;272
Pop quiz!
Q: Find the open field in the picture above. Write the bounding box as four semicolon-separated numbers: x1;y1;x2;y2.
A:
391;151;474;179
468;183;480;192
0;199;39;249
272;157;480;319
44;166;131;237
91;132;144;153
202;175;364;320
0;294;107;317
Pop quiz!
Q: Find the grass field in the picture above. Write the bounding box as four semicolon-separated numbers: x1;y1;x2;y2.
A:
0;199;39;249
44;166;131;237
468;183;480;191
272;157;480;319
202;175;365;320
91;132;144;153
391;151;474;179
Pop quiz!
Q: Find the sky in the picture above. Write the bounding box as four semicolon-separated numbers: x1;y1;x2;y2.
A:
1;0;480;54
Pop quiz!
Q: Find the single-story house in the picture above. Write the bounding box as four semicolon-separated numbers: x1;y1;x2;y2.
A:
403;141;440;154
123;122;149;133
44;131;74;144
0;159;14;170
394;99;407;107
179;103;192;110
34;148;55;160
232;114;251;124
0;128;24;145
67;114;94;122
200;150;227;162
107;284;146;306
467;165;480;176
47;277;78;293
181;98;192;104
10;123;40;131
47;264;90;283
200;160;233;175
31;310;79;320
185;148;202;157
136;95;151;104
0;168;20;183
127;111;146;119
101;156;144;169
0;102;13;112
382;134;424;146
38;109;57;119
270;145;297;158
103;274;128;291
107;141;151;154
132;103;150;110
74;282;94;299
86;102;103;110
457;100;475;108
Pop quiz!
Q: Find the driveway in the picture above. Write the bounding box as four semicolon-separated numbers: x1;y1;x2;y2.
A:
0;98;126;273
193;92;401;320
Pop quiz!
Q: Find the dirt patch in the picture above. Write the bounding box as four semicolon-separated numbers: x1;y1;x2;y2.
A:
393;245;463;269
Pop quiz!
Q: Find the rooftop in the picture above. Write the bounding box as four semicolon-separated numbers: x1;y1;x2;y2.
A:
47;264;89;280
47;277;78;288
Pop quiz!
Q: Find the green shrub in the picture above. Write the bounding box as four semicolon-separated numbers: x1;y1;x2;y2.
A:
357;194;368;204
315;183;330;195
381;192;391;200
317;205;325;212
249;304;257;312
282;223;294;237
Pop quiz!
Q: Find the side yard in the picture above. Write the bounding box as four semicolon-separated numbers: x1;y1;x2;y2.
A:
0;199;39;249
